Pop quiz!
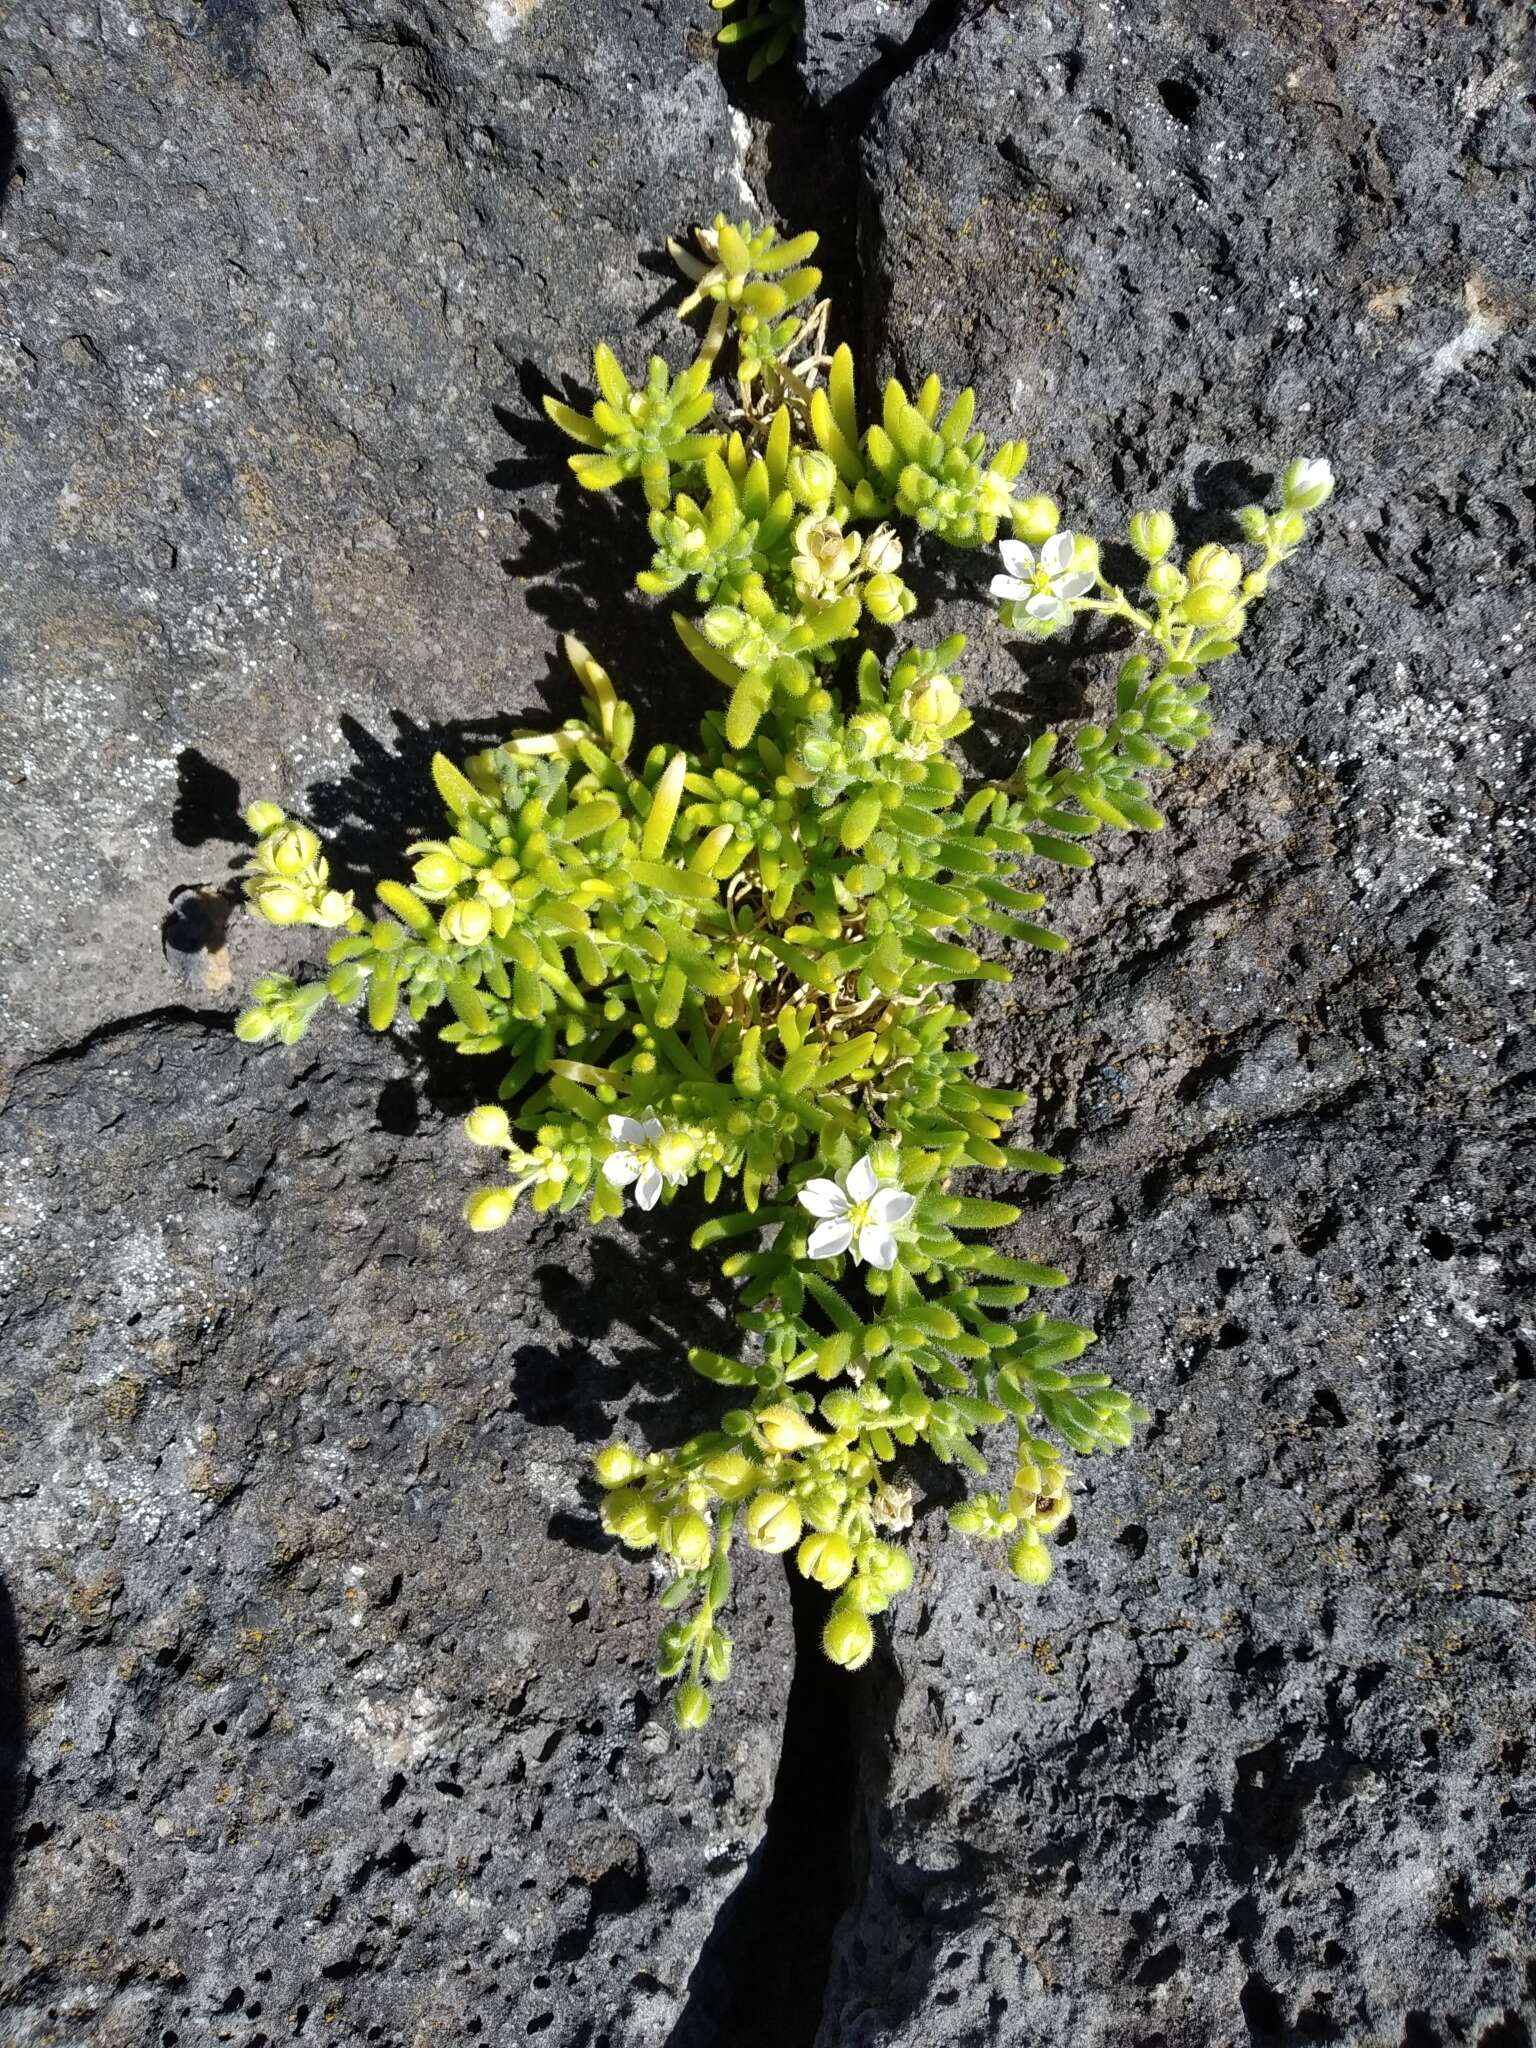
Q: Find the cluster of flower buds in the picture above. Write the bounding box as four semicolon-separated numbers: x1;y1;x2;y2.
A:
243;803;355;930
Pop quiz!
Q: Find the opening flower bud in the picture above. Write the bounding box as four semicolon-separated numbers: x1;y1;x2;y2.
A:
796;1530;854;1589
464;1104;512;1148
244;800;286;835
593;1443;641;1489
1013;495;1060;543
903;676;961;727
1185;544;1243;590
441;897;492;946
822;1599;874;1671
266;822;321;875
862;572;915;627
744;1491;802;1554
1128;509;1175;562
1281;455;1334;511
674;1681;711;1730
463;1185;515;1233
859;525;904;579
313;890;354;928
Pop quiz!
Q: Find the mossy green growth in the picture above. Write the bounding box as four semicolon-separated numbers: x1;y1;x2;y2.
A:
236;217;1334;1728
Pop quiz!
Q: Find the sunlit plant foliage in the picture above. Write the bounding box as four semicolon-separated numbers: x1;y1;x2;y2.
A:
237;217;1333;1727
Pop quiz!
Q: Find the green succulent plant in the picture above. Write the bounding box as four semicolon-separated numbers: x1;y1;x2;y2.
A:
710;0;802;81
236;216;1334;1727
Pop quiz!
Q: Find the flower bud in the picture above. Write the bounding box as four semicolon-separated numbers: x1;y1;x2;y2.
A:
1070;534;1101;576
701;1450;757;1500
249;878;309;927
1128;509;1175;562
1177;583;1236;625
786;450;837;508
755;1404;824;1453
244;800;286;835
862;572;914;627
674;1681;711;1730
441;897;492;946
903;676;961;727
1273;509;1308;549
464;1104;512;1148
1185;543;1243;590
1007;1527;1053;1584
1013;495;1060;543
600;1487;662;1549
863;1542;914;1597
701;1628;732;1683
797;1530;854;1589
593;1443;641;1489
653;1130;697;1181
413;852;466;896
234;1007;277;1044
743;1491;802;1554
463;1185;515;1233
819;1389;862;1433
666;1511;713;1572
822;1599;874;1671
1146;563;1187;601
1235;505;1270;543
1281;455;1334;511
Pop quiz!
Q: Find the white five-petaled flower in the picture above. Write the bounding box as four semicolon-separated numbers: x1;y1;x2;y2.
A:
990;532;1094;626
602;1114;690;1212
798;1154;915;1270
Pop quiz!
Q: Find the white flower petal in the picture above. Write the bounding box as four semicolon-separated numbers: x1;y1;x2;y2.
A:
998;538;1034;578
859;1223;899;1270
867;1187;915;1227
1298;457;1331;490
607;1113;646;1145
1040;531;1076;575
638;1118;664;1142
603;1150;641;1188
807;1217;855;1261
635;1163;664;1210
989;574;1031;603
1024;592;1067;623
798;1177;851;1219
845;1154;880;1204
1056;568;1095;600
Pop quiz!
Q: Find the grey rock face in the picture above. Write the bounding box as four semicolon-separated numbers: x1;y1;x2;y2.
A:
0;1018;790;2044
815;2;1536;2044
2;0;1534;2043
0;0;747;1057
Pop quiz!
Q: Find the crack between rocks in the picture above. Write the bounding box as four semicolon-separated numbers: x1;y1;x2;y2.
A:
9;1004;236;1085
820;0;978;132
663;1565;897;2048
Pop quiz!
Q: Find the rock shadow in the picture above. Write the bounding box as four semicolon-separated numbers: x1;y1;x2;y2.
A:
0;1576;24;1931
0;82;16;221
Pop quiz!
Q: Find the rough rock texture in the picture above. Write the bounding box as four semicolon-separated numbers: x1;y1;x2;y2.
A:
3;0;1535;2045
0;1018;790;2045
814;3;1536;2045
0;0;749;1056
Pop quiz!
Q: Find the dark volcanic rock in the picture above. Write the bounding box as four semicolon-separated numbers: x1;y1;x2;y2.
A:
0;0;750;1060
815;3;1536;2044
0;1017;790;2043
3;0;1534;2043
